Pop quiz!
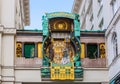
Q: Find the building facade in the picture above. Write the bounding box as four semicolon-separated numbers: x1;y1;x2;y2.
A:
0;0;30;84
14;12;107;84
15;29;107;84
72;0;120;84
1;0;119;83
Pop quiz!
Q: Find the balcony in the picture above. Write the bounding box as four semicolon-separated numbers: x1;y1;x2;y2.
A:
81;58;106;68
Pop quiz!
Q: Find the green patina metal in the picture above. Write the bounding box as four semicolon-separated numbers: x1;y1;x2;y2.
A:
45;12;78;19
42;15;49;36
74;19;80;36
17;29;43;33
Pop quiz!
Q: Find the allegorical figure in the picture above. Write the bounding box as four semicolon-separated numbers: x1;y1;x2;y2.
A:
61;43;70;64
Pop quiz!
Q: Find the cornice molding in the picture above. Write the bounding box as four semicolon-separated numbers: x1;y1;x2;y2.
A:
3;28;16;35
23;0;30;26
72;0;82;13
0;25;16;34
105;7;120;37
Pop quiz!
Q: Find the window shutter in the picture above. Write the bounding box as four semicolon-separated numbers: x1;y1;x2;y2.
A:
99;43;105;58
16;42;22;57
81;43;85;58
24;43;35;58
38;43;42;58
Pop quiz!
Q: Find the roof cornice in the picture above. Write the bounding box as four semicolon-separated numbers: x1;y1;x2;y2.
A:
23;0;30;26
72;0;82;13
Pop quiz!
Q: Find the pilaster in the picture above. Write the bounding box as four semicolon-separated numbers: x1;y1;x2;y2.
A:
0;25;3;84
1;0;16;28
35;42;38;57
1;27;16;84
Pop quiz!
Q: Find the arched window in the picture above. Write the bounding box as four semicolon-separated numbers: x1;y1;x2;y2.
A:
112;32;118;57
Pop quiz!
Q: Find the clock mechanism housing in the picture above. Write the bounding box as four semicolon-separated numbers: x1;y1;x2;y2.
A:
42;12;83;81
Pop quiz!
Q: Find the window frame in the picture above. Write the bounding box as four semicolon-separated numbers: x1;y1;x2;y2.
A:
86;43;99;59
24;42;35;58
112;32;118;57
111;0;118;15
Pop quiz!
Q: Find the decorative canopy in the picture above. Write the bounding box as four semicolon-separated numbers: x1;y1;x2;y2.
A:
45;12;79;19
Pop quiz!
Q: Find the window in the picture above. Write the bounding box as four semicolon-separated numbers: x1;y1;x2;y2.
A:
99;18;104;30
111;0;118;15
24;43;35;58
98;0;103;6
90;14;93;22
87;44;98;59
112;32;118;57
97;0;103;17
16;42;41;58
90;14;94;30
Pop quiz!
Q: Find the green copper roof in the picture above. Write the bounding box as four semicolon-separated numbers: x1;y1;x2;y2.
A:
80;30;105;33
45;12;79;19
17;29;43;33
17;29;105;33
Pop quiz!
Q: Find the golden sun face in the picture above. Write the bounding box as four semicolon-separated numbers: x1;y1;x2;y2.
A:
58;24;64;29
54;20;68;30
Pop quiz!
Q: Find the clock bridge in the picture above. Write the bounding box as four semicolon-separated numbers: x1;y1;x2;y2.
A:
41;12;83;81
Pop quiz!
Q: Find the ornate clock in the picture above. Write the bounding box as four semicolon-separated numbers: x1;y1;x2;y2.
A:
42;12;83;81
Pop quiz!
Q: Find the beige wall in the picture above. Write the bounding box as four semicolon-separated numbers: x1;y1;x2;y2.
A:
15;69;41;83
83;68;108;82
14;68;108;83
1;0;16;28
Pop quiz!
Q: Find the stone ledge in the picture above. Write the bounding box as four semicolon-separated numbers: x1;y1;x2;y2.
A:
3;28;16;35
0;25;4;32
2;76;15;82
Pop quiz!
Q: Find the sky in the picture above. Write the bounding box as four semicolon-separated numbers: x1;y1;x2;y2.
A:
24;0;74;30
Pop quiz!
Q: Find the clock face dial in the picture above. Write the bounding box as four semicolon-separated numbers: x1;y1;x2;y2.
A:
46;40;74;64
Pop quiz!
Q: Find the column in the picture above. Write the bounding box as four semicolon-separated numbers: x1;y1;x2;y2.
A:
22;42;24;57
0;25;3;84
85;43;87;58
98;43;100;58
1;0;15;27
35;42;38;57
2;28;16;84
